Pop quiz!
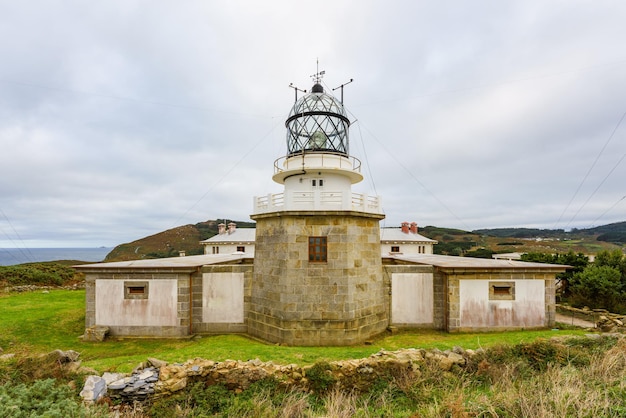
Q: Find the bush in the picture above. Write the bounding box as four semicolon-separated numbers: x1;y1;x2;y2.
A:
0;263;77;286
0;378;107;417
306;361;336;394
570;265;622;311
149;382;233;417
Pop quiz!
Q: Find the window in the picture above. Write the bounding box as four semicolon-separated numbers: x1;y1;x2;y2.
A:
124;281;149;300
391;246;400;253
212;246;219;254
311;179;324;187
236;246;245;252
309;236;327;262
489;282;515;300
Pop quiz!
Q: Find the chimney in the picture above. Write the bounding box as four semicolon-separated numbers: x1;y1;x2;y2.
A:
410;222;418;234
218;223;226;234
228;222;236;234
178;250;186;257
401;222;409;234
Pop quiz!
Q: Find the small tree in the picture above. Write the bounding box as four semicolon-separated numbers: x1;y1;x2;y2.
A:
521;251;589;298
570;265;622;312
594;249;626;292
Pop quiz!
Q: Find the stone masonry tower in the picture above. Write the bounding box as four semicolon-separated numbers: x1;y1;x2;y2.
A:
249;72;387;345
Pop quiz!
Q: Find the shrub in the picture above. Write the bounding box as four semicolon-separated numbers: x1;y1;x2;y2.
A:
0;378;107;417
305;361;336;394
149;382;233;417
570;265;622;312
0;263;77;286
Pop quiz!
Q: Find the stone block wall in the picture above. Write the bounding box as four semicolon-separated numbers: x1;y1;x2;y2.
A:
382;264;442;328
249;211;387;345
192;263;253;334
84;269;195;338
444;268;559;332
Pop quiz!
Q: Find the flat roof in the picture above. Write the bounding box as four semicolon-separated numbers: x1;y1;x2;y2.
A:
75;253;248;270
390;254;568;270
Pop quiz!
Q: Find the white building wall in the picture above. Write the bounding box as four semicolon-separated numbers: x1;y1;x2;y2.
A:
202;272;244;323
459;280;545;328
391;273;434;324
382;243;434;256
95;279;178;326
204;244;254;256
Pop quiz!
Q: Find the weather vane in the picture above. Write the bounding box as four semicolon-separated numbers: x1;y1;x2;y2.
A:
310;58;325;84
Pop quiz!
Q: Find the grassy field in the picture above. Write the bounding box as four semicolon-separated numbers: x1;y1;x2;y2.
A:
0;289;587;373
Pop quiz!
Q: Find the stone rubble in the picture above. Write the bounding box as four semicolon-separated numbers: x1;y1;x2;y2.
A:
79;347;477;403
74;333;626;404
597;315;626;333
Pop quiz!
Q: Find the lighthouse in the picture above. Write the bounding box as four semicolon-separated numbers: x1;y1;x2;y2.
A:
249;71;387;345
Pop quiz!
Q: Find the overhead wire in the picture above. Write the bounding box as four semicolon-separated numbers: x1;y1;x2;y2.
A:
354;118;471;231
0;208;36;263
565;152;626;228
590;195;626;227
171;117;284;228
555;109;626;229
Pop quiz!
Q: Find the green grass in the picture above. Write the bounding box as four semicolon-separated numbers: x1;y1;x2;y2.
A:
0;290;587;373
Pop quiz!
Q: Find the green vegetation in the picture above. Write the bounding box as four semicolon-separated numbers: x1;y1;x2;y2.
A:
143;336;625;417
569;249;626;313
0;289;622;417
0;290;588;373
523;249;626;313
0;379;108;417
0;262;78;287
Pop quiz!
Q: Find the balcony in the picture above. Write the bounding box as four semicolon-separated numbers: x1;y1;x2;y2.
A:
253;190;382;214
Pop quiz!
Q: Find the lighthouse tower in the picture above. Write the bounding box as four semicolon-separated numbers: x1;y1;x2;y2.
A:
249;72;387;345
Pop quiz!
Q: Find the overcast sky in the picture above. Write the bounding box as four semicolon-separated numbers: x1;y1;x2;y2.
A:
1;1;625;248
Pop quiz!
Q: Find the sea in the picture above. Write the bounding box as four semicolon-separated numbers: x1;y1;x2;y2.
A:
0;247;112;266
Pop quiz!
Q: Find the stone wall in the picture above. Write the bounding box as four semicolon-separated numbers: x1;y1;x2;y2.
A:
192;263;254;334
249;211;387;345
383;264;441;328
444;269;558;332
84;269;197;337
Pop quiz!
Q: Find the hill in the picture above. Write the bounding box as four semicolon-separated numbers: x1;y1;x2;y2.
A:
104;220;625;262
422;223;625;257
104;219;255;261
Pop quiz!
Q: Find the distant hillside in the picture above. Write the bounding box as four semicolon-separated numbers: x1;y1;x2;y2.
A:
104;220;255;262
473;221;626;245
420;222;625;257
105;220;624;262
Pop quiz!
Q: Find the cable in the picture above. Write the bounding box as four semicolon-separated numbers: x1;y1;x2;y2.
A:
590;195;626;227
554;109;626;229
171;118;283;227
0;208;36;263
354;118;471;231
565;153;626;228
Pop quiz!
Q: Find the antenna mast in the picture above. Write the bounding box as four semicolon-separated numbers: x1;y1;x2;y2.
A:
288;83;307;102
333;78;354;104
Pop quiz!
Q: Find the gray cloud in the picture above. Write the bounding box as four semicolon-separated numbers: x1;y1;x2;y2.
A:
0;0;625;247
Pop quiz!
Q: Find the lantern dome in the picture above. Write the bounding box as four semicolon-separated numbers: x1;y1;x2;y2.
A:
285;83;350;157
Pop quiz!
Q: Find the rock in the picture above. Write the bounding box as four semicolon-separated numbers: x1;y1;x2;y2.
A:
102;372;127;385
83;326;110;342
452;346;465;355
46;349;80;364
80;375;107;403
438;356;455;371
447;352;466;366
147;357;168;368
0;353;15;361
